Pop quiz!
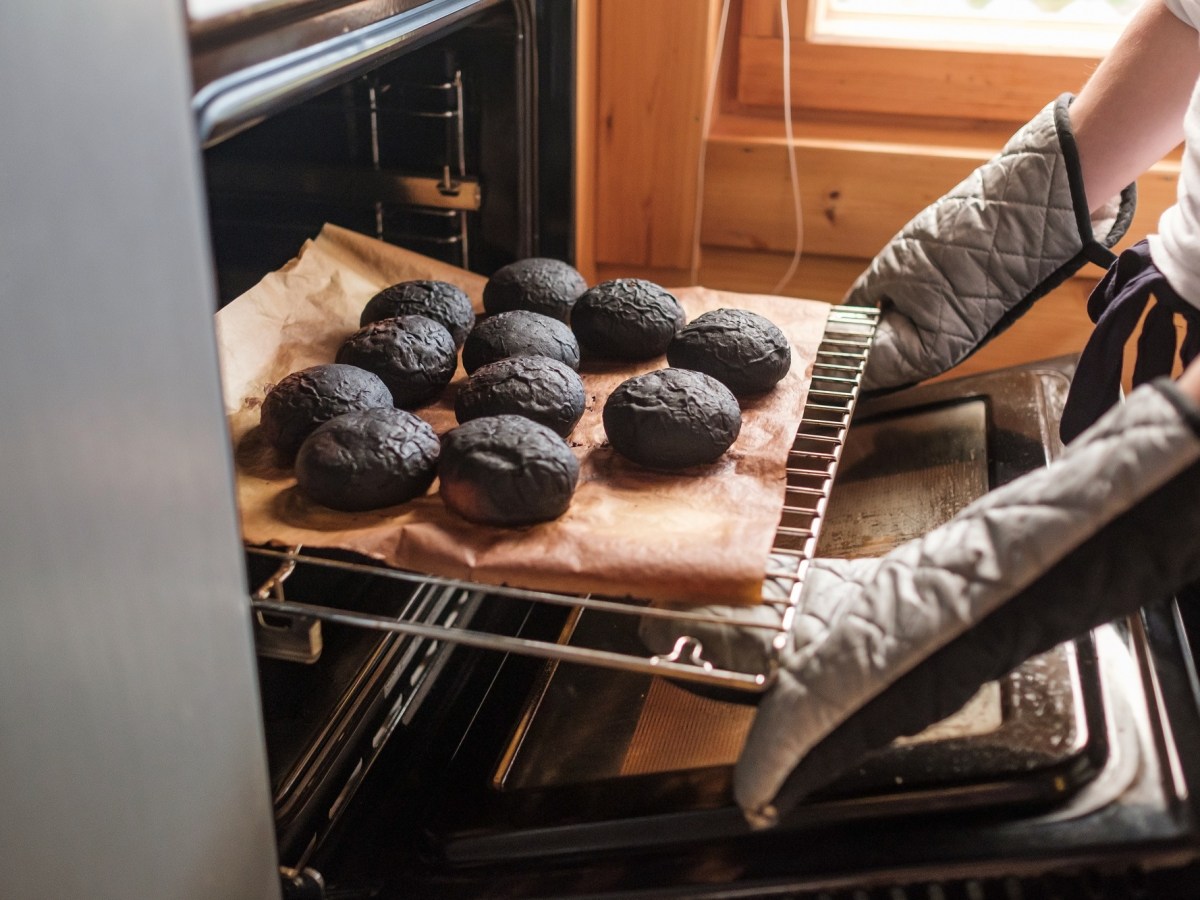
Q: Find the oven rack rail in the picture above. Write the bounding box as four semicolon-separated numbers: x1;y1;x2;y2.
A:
248;305;878;693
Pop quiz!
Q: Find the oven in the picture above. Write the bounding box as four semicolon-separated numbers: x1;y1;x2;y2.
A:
5;2;1200;899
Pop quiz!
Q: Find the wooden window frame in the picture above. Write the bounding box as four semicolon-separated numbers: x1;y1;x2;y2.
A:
735;0;1105;124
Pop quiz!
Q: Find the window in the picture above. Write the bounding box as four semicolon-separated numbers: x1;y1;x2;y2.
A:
735;0;1137;122
811;0;1143;55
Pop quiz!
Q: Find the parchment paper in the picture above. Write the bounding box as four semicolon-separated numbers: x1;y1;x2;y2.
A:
217;224;831;605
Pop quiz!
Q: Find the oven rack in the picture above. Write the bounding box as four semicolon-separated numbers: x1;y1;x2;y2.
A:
248;305;878;693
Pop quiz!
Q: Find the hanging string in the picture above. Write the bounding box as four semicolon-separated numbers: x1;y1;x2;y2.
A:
690;0;804;295
771;0;805;295
689;0;731;286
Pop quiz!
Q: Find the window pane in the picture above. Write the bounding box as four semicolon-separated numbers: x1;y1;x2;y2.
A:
811;0;1144;55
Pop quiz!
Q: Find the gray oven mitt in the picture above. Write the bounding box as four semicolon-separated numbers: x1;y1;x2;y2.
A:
850;93;1136;392
641;379;1200;828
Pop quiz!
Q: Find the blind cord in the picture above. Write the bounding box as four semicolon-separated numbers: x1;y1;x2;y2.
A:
771;0;805;295
690;0;805;294
689;0;731;286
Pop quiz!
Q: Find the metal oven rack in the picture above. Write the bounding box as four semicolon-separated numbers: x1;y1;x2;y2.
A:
368;60;477;269
203;55;484;303
248;306;879;694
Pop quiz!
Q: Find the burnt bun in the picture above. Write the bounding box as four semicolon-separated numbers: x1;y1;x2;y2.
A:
360;280;475;348
295;408;440;511
260;363;394;460
667;308;792;395
336;314;457;409
461;310;580;375
571;279;685;360
482;258;588;323
455;356;586;437
439;415;580;526
603;368;741;469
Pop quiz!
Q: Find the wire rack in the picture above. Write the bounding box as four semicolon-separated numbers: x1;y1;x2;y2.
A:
248;305;878;693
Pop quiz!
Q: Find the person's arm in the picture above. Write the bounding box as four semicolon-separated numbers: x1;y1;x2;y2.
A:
1072;0;1200;212
1179;339;1200;400
639;6;1200;826
847;1;1200;393
642;367;1200;826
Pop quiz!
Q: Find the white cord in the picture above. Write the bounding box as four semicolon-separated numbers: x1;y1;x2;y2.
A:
689;0;731;286
771;0;805;295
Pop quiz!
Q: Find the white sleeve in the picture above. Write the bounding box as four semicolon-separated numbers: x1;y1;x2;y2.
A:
1147;2;1200;306
1165;0;1200;30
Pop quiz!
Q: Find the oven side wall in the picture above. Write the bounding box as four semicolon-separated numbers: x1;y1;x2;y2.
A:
0;5;280;900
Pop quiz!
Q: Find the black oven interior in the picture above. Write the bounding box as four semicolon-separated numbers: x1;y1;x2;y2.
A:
195;4;1200;897
202;0;573;306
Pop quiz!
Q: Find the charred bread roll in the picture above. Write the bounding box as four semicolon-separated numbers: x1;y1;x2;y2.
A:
461;309;581;375
336;314;457;409
454;356;586;437
294;408;440;511
359;279;476;348
571;278;685;360
603;368;741;469
482;258;588;323
667;308;792;395
260;363;394;460
439;414;580;526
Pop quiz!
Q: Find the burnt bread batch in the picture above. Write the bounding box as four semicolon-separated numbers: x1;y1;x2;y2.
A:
667;308;791;396
482;257;587;323
296;408;440;512
336;315;457;408
260;363;394;459
359;279;475;347
461;309;580;374
440;415;580;525
603;369;742;469
455;356;586;437
572;278;686;360
260;263;793;522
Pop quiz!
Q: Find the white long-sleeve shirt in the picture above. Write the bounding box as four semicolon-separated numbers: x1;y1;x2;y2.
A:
1150;0;1200;304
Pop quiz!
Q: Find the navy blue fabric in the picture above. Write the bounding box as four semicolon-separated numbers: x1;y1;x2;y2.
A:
1060;240;1200;442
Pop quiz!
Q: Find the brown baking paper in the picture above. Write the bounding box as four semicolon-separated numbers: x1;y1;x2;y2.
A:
217;224;831;606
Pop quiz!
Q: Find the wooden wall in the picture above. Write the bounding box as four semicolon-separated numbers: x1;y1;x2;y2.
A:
576;0;1182;382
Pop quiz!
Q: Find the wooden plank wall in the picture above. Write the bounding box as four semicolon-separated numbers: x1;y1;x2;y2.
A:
589;0;722;273
578;0;1181;381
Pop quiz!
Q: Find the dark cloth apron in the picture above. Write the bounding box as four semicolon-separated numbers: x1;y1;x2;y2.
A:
1060;240;1200;443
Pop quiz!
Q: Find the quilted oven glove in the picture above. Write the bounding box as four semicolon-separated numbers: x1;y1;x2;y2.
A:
641;379;1200;828
850;93;1136;393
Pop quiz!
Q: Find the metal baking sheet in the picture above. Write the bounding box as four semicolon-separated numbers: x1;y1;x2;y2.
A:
815;398;990;559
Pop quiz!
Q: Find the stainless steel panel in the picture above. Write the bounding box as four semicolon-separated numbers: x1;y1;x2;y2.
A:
0;4;279;899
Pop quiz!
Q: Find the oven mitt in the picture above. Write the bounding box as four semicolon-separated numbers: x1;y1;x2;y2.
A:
848;93;1136;392
640;378;1200;828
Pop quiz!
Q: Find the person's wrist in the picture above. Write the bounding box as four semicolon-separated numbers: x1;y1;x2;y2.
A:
1176;357;1200;406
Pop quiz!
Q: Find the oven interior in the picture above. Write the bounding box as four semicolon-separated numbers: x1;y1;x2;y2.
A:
197;4;1200;897
203;0;572;306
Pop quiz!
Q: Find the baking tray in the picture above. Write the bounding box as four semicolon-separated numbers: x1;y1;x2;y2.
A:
247;306;880;694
